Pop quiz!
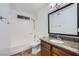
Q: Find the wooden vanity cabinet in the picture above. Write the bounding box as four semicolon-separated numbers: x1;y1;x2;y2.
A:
41;40;79;56
41;47;51;56
41;40;51;56
52;46;71;56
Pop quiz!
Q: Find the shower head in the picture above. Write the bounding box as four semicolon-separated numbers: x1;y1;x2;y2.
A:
0;16;10;24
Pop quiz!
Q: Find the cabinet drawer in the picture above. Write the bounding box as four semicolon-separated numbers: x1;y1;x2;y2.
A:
41;41;51;50
52;47;71;56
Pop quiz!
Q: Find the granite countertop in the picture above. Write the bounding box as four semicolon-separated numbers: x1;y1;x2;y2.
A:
40;37;79;54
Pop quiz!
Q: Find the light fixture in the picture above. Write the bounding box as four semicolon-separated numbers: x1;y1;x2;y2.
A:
49;3;56;8
49;3;63;9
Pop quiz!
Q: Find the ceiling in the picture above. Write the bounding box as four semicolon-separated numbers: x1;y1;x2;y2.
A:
11;3;49;16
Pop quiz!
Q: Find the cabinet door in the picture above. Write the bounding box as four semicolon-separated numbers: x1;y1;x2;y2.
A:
52;53;58;56
41;41;51;50
41;47;51;56
52;47;72;56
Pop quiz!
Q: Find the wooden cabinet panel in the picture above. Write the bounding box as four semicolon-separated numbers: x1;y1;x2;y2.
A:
52;47;70;56
41;41;51;50
41;40;78;56
52;53;58;56
41;47;51;56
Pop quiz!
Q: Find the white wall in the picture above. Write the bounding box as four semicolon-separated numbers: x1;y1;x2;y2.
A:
35;6;49;38
0;3;10;55
10;9;34;55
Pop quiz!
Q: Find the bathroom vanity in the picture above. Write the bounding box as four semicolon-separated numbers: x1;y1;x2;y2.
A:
43;3;79;56
41;37;79;56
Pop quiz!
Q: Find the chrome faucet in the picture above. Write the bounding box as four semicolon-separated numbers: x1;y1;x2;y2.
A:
57;35;62;40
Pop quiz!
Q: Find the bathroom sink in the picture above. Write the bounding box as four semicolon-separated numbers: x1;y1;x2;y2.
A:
49;39;64;44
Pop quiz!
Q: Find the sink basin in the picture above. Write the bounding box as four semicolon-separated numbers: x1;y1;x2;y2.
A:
49;39;64;44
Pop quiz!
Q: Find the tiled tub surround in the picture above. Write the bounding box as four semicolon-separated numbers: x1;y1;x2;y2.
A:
40;35;79;55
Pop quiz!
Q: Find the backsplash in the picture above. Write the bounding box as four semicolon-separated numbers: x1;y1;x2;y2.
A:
49;34;79;42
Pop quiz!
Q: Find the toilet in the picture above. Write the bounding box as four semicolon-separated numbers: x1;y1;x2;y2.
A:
30;40;40;55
